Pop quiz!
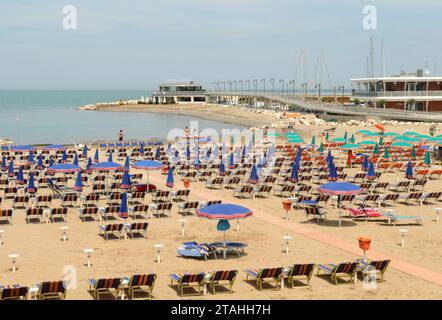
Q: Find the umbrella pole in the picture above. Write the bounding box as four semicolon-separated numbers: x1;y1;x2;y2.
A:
223;231;227;260
338;195;342;227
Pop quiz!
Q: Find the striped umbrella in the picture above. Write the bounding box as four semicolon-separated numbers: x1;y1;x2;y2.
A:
249;164;259;184
120;169;131;190
75;171;83;192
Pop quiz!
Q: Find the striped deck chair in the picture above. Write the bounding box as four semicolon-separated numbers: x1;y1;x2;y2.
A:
312;173;328;184
128;191;146;205
80;207;99;222
50;207;68;223
171;189;190;202
35;195;52;209
372;182;389;194
152;190;170;203
169;272;206;296
420;192;442;205
388;180;411;193
124;274;157;299
354;194;380;206
92;184;106;195
205;177;224;190
13;195;29;209
129;204;150;219
273;185;295;197
88;278;122;300
198;200;222;208
127;222;149;239
178;201;200;216
348;172;366;183
263;176;276;184
99;223;124;240
224;177;241;189
61;194;78;207
198;171;212;182
398;192;423;205
410;179;427;191
82;193;100;208
25;208;44;224
317;262;359;285
149;202;173;218
284;264;316;288
357;259;391;282
377;193;400;207
291;195;312;210
304;206;327;224
429;169;442;180
37;281;67;300
233;186;254;199
106;192;123;206
244;267;283;291
37;178;49;189
0;285;29;300
209;270;238;294
101;206;120;221
252;185;273;198
0;209;13;224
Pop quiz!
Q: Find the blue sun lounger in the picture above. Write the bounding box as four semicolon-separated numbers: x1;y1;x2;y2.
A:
177;242;218;260
210;242;247;257
383;213;423;226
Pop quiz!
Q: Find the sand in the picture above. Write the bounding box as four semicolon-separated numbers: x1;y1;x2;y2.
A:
0;108;441;300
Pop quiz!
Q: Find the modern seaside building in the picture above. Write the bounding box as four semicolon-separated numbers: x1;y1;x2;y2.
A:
351;70;442;112
151;81;207;104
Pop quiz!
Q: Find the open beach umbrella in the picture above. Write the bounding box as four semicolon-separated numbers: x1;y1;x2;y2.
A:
166;168;174;188
16;166;24;184
384;132;399;137
120;169;132;190
318;182;363;227
340;143;360;150
94;149;99;163
124;156;130;171
73;154;78;166
8;160;14;177
132;160;164;185
362;155;369;171
196;203;253;259
91;161;123;172
1;156;6;170
392;141;413;148
366;162;376;180
357;130;372;135
405;161;413;179
74;171;83;192
290;163;299;183
119;193;128;219
43;145;65;152
359;140;377;146
48;163;81;173
331;137;347;143
27;172;36;193
249;164;259;184
107;152;113;163
37;154;44;170
27;152;35;164
424;151;431;166
12;145;36;153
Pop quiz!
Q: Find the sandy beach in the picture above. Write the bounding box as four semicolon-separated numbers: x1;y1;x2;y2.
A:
0;121;441;300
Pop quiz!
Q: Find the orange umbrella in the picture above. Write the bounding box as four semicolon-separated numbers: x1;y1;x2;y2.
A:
375;123;385;132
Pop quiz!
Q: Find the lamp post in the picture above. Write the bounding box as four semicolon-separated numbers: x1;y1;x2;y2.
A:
261;79;266;92
239;80;244;91
246;80;251;92
279;79;285;95
301;83;308;100
233;80;237;92
222;81;226;92
315;84;322;102
289;80;295;97
227;81;232;92
269;78;275;95
253;79;258;92
338;86;345;104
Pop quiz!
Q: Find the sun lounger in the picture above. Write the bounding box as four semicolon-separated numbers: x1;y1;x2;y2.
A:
37;281;67;300
304;206;327;224
233;186;254;199
169;272;206;296
252;185;273;198
149;202;173;218
79;207;99;222
283;264;316;288
383;213;423;226
13;195;29;209
123;274;157;299
126;222;149;239
177;242;218;260
244;267;283;290
209;270;238;294
420;192;442;205
128;191;146;205
129;204;150;219
171;189;190;202
0;209;13;224
210;242;247;257
25;208;44;224
178;201;200;216
50;207;68;222
0;285;29;300
356;259;391;282
88;278;122;300
61;194;78;207
317;262;359;285
99;223;124;240
398;192;423;205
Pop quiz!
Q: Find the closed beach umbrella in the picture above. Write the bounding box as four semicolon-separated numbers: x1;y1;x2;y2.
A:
424;151;431;166
217;219;230;232
311;136;316;145
366;162;376;180
8;160;14;177
379;136;384;146
186;145;191;160
27;172;36;193
405;160;413;179
82;145;88;158
194;148;200;168
1;156;6;170
411;146;416;158
49;158;55;168
350;134;355;143
362;155;369;171
325;132;329;141
290;163;299;183
384;147;390;160
94;149;99;163
61;150;68;163
319;142;324;153
219;159;226;176
37;154;44;170
75;171;83;192
73;153;78;165
229;153;235;169
328;162;338;181
373;143;379;155
86;158;92;173
124;156;130;171
120;169;131;190
155;147;161;160
28;152;35;164
16;166;24;184
166;168;174;188
119;193;128;219
107;152;113;163
344;132;348;140
326;150;333;166
249;164;259;184
140;143;145;155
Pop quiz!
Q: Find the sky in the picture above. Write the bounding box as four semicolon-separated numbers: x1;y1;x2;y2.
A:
1;0;441;90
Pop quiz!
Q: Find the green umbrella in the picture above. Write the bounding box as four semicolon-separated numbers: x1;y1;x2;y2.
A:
403;131;418;136
325;132;329;141
365;132;380;137
344;132;348;140
331;137;347;143
391;141;413;148
267;132;280;137
340;143;360;150
311;136;316;145
416;134;431;140
357;130;373;135
384;147;390;159
350;134;355;143
428;137;442;142
424;151;431;166
319;142;324;153
373;143;379;155
359;140;377;145
394;136;421;143
379;136;384;145
384;132;400;137
411;146;416;158
287;138;304;144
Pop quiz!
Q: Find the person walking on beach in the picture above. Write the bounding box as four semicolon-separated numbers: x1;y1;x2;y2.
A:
118;129;124;142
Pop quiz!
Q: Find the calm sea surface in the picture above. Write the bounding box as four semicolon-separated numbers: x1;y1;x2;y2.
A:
0;91;245;145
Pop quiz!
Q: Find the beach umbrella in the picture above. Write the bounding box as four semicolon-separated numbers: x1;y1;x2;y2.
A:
378;136;384;145
362;155;369;171
119;193;129;219
196;203;253;259
366;162;376;180
82;145;88;158
43;145;65;152
140;143;145;155
424;151;431;166
48;164;81;173
359;140;377;146
61;150;68;163
74;171;83;192
11;145;36;153
350;134;355;143
27;152;35;164
344;132;348;140
132;160;164;185
166;168;174;188
318;182;363;227
290;163;299;183
331;137;347;143
328;162;338;181
410;146;417;158
120;169;132;190
229;153;235;169
326;150;333;166
107;152;113;163
49;158;55;168
73;153;78;166
1;156;6;170
405;160;413;179
27;172;36;193
37;154;44;170
373;143;380;155
384;147;390;160
384;132;399;137
392;141;413;148
186;144;191;160
124;156;130;171
8;160;14;177
91;162;123;172
249;164;259;184
325;132;330;141
219;159;226;176
340;143;360;150
319;142;324;153
94;149;99;163
86;158;93;173
287;137;304;144
311;136;316;145
16;166;24;184
357;130;372;135
365;132;380;137
155;147;161;160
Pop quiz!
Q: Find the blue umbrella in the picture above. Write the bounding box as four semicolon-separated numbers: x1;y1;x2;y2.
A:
91;162;123;172
37;154;44;169
49;158;55;168
166;168;174;188
186;144;191;160
86;157;93;173
155;147;161;160
27;172;36;193
249;164;259;184
75;171;83;192
12;145;36;152
326;150;333;166
94;149;99;163
61;150;68;163
48;164;81;173
119;193;128;219
120;169;131;190
73;153;78;165
328;162;338;181
132;160;164;184
290;163;299;183
140;143;145;155
405;160;413;179
16;166;24;184
362;154;369;171
124;156;130;171
82;145;88;157
229;153;235;169
219;159;226;176
108;152;113;163
8;160;14;177
28;152;35;164
366;162;376;180
1;156;6;170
